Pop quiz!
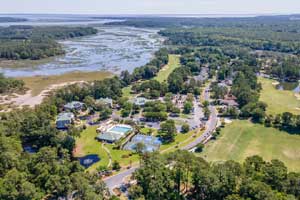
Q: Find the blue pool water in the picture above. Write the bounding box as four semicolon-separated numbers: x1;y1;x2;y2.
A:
110;126;132;133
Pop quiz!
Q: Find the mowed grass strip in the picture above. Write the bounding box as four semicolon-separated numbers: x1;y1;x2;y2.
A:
154;54;180;83
259;77;300;115
19;71;113;96
199;120;300;172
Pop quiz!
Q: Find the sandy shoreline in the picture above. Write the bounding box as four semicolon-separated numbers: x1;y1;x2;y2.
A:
0;81;85;112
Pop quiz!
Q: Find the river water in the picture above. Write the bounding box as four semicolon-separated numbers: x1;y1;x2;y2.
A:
0;15;164;77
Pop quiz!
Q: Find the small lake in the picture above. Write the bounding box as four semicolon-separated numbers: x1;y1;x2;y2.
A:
79;154;101;168
0;26;163;77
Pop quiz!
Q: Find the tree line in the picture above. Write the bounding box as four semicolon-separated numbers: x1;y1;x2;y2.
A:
0;75;126;199
0;73;25;94
129;151;300;200
0;25;97;60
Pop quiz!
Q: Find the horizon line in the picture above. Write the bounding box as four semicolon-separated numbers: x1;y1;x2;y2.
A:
0;12;299;17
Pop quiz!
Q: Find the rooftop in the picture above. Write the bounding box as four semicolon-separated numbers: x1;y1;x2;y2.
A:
219;99;239;107
96;98;113;105
64;101;84;110
97;124;133;143
132;97;149;106
57;112;75;121
97;131;124;143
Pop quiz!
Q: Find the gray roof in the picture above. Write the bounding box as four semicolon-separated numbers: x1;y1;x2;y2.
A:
64;101;84;110
97;132;123;142
219;99;239;107
57;112;74;121
96;98;113;105
132;97;149;106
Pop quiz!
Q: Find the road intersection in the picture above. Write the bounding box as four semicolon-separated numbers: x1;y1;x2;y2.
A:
104;83;219;194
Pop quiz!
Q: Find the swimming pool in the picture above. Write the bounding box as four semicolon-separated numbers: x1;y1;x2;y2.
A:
109;125;132;134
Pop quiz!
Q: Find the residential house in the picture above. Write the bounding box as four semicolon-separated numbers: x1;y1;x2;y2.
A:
64;101;84;112
56;112;75;129
96;98;113;108
132;97;149;106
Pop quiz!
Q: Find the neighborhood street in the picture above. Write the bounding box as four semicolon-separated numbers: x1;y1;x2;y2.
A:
104;166;138;194
182;86;218;150
104;83;218;194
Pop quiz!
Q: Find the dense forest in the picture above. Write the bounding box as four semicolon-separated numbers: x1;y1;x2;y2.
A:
0;26;97;60
159;27;300;55
130;151;300;200
106;15;300;29
159;26;300;80
110;15;300;81
0;78;123;199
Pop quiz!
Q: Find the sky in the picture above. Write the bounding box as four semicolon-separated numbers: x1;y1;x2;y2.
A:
0;0;300;15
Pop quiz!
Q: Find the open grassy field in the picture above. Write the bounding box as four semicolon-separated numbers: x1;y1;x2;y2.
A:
74;126;110;170
19;71;112;96
74;126;138;171
199;120;300;171
259;77;300;115
154;54;180;83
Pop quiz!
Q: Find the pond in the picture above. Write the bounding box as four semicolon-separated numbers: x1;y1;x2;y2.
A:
78;154;101;168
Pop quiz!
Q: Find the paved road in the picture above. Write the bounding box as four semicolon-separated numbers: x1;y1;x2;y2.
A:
181;104;217;150
181;85;218;150
104;166;138;194
104;84;218;194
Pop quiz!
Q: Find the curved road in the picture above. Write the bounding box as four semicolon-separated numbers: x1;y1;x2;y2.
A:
104;84;218;194
182;87;218;150
104;166;138;194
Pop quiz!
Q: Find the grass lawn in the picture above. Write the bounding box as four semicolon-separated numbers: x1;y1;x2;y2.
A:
106;144;139;167
74;126;139;171
199;120;300;172
160;130;196;152
74;126;109;171
19;71;112;96
259;77;300;115
154;54;180;83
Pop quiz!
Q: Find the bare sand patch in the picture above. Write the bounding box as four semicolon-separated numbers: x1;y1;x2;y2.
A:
283;149;300;160
0;81;86;111
224;118;232;124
